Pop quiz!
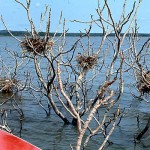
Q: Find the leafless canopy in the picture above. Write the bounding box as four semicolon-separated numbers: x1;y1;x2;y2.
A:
1;0;149;150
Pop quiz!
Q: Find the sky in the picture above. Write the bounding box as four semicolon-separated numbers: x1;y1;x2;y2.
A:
0;0;150;33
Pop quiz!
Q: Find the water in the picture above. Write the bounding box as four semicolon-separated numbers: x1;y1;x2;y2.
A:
0;35;150;150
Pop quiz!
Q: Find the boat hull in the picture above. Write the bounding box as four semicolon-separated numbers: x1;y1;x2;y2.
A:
0;129;41;150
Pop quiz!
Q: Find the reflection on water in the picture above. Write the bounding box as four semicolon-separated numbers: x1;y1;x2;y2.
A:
0;36;150;150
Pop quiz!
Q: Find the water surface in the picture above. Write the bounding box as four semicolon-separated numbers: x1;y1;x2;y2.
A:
0;35;150;150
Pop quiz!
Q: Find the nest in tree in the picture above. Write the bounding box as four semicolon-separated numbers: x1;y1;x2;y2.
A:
137;71;150;95
0;78;18;93
20;37;53;54
76;54;98;70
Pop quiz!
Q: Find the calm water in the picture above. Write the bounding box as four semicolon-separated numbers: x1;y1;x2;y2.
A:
0;35;150;150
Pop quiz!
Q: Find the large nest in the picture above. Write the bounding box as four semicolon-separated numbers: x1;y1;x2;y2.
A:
20;36;53;54
137;71;150;95
0;78;18;93
76;54;98;70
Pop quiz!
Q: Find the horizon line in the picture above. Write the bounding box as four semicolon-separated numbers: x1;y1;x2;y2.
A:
0;30;150;37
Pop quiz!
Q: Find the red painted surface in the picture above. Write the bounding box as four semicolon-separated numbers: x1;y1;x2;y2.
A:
0;129;41;150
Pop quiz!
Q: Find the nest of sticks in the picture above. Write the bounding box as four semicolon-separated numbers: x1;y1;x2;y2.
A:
0;78;18;93
76;54;98;70
137;71;150;95
20;36;53;54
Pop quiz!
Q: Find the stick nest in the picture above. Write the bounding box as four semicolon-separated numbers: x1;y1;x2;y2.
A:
76;54;98;70
20;36;53;54
0;78;18;93
137;71;150;95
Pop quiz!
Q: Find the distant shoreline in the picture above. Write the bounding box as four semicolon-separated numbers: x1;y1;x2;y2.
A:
0;30;150;37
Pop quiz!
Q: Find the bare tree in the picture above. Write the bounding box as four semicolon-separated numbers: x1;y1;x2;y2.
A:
123;19;150;99
0;47;26;133
1;0;147;150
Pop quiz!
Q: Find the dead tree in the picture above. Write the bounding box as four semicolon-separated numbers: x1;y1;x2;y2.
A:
1;0;143;150
124;19;150;98
73;0;142;149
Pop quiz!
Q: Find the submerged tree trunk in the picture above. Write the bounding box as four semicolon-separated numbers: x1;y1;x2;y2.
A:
47;94;70;125
136;117;150;141
72;118;78;126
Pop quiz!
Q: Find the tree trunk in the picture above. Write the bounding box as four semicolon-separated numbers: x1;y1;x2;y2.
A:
48;94;70;124
72;118;77;126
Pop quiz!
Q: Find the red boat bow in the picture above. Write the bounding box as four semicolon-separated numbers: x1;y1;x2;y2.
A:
0;129;41;150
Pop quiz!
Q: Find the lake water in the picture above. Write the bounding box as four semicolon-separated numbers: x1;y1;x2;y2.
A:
0;35;150;150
